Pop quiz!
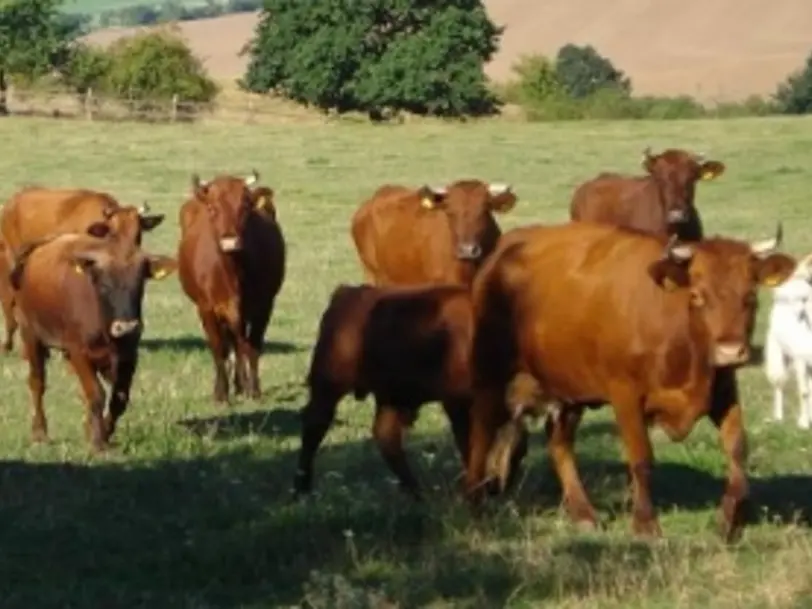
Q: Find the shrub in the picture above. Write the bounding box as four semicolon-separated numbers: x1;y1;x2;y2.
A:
554;44;631;99
774;51;812;114
241;0;503;120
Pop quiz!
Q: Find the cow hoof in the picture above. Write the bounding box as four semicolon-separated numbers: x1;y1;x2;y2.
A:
574;517;601;532
30;430;49;444
632;518;663;538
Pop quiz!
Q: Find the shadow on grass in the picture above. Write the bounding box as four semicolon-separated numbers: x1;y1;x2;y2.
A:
139;334;307;355
178;407;303;440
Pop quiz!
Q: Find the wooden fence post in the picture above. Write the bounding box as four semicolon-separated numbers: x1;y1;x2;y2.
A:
84;88;93;120
171;94;178;122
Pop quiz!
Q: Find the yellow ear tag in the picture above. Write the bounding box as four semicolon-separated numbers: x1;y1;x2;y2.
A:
701;170;716;181
152;268;169;280
763;275;783;287
662;276;679;292
421;197;434;210
255;195;267;211
73;263;85;275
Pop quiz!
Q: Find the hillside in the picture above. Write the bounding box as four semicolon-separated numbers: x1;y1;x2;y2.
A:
82;0;812;102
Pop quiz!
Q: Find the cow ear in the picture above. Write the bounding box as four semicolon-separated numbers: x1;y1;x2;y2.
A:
487;183;517;214
86;222;111;239
756;253;796;288
418;185;447;210
251;187;275;214
146;255;178;281
139;214;165;231
641;147;657;173
699;160;725;181
647;259;691;292
71;253;98;276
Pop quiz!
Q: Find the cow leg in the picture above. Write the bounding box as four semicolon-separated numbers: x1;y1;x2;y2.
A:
293;385;342;495
611;387;660;537
198;309;230;404
0;295;16;353
709;369;749;543
245;304;273;400
545;405;600;529
373;401;421;499
23;333;48;443
793;359;811;429
105;355;137;441
68;355;108;452
442;397;471;468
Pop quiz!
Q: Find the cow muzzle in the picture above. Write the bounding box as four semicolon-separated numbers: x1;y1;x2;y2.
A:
110;319;141;338
667;209;688;223
219;236;241;252
456;242;482;260
713;342;751;367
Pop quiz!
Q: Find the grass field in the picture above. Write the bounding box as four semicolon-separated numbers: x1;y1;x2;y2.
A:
2;115;812;608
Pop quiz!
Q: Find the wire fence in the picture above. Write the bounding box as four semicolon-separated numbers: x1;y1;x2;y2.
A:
4;85;326;126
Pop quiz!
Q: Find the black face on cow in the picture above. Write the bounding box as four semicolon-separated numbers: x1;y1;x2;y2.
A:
648;225;796;367
418;180;517;261
72;248;178;339
642;148;725;225
191;170;269;253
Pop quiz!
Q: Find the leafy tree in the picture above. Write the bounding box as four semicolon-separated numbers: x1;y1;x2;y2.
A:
0;0;82;114
554;43;631;99
241;0;503;119
774;51;812;114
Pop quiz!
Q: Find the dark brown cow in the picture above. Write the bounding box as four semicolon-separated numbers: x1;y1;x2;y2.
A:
569;148;725;241
0;238;14;353
350;179;518;287
177;171;286;403
10;229;176;451
0;187;165;353
293;283;503;498
467;221;796;542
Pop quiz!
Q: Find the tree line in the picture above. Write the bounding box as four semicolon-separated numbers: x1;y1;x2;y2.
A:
2;0;812;121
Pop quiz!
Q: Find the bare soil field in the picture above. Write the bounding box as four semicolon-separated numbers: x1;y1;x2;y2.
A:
83;1;812;102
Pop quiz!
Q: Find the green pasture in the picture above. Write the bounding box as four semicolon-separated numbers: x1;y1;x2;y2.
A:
1;115;812;608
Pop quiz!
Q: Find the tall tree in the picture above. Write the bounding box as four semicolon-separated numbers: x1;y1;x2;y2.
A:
241;0;503;120
0;0;81;115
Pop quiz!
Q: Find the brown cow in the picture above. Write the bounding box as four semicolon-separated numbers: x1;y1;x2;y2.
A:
177;171;286;403
9;228;176;451
467;221;796;542
350;179;518;287
569;147;725;241
0;238;14;352
0;187;165;353
293;283;518;498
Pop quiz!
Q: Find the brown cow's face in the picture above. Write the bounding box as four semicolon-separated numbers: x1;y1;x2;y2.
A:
72;247;178;339
191;171;264;253
418;180;517;261
102;203;165;247
642;148;725;225
648;228;796;367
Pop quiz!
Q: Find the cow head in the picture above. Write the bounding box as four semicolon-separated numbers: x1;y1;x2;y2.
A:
647;224;796;367
641;147;725;225
101;202;165;246
191;170;268;253
418;179;517;261
71;243;177;340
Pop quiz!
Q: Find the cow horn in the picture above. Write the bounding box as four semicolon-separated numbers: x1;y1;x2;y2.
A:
750;222;783;256
191;173;207;191
664;234;694;262
245;169;259;186
488;183;511;196
642;146;654;160
138;201;151;215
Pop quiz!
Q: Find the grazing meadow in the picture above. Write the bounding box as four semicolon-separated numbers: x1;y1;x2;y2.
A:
1;115;812;608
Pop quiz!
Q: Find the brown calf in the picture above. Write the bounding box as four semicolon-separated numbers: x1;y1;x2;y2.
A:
294;283;495;498
569;148;725;241
177;171;286;403
350;179;518;287
10;229;176;451
0;186;165;353
468;221;795;541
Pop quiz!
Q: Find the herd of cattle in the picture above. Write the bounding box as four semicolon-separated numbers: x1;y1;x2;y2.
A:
1;146;810;543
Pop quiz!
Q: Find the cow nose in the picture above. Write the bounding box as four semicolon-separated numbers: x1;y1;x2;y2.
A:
667;209;687;223
713;342;750;367
109;319;140;338
456;242;482;260
219;236;241;252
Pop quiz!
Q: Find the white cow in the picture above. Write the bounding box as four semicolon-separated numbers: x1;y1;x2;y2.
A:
764;253;812;428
